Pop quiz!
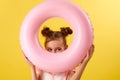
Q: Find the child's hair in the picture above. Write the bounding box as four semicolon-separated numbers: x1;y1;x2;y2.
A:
41;27;73;46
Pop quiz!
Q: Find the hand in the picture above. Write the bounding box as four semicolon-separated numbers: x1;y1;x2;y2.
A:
81;44;95;63
71;45;94;80
22;51;34;66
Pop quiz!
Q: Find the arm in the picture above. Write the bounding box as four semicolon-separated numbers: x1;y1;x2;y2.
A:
30;65;38;80
23;54;38;80
30;65;43;80
70;44;95;80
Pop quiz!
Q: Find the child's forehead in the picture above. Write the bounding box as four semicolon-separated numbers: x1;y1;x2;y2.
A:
49;38;64;44
47;37;64;42
46;38;64;46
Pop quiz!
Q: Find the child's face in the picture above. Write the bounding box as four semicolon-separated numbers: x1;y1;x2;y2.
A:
45;37;68;53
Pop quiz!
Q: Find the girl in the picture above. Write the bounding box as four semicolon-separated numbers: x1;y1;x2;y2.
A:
24;27;94;80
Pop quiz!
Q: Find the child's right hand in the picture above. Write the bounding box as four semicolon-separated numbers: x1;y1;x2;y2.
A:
22;51;34;66
24;55;34;66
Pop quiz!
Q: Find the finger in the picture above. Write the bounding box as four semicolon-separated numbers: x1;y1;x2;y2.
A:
89;44;95;57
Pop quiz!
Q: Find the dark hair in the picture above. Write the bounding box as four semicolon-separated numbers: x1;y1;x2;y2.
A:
41;27;73;45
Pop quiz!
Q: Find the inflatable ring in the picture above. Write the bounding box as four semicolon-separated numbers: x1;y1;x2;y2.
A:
20;0;94;74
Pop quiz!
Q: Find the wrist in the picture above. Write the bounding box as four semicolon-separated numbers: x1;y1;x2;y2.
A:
82;59;89;65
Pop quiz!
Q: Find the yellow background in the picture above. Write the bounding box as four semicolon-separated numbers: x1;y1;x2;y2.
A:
0;0;120;80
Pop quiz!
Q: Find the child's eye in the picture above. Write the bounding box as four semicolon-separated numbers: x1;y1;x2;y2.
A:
47;48;52;52
56;48;62;51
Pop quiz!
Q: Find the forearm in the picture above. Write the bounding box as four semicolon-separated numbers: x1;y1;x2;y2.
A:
30;66;38;80
70;61;88;80
70;44;94;80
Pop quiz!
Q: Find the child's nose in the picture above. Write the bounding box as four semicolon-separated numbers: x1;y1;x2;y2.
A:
52;50;56;53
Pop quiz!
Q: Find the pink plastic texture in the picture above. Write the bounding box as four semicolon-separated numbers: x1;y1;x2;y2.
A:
20;0;94;74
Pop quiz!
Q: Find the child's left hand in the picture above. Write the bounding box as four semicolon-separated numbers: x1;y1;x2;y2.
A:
80;44;95;64
70;45;95;80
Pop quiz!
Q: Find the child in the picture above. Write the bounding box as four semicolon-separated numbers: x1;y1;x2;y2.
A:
24;27;94;80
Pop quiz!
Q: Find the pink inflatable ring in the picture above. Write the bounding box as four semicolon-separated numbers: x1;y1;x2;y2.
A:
20;0;93;74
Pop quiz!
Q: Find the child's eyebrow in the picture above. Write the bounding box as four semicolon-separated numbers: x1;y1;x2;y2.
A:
55;47;62;50
46;47;52;49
